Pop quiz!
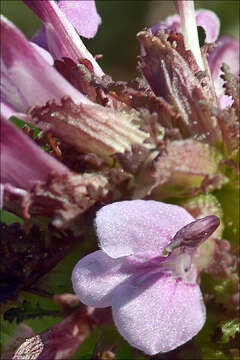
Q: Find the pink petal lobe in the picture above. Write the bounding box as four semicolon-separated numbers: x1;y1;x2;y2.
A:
96;200;194;259
151;9;219;44
58;0;101;38
72;251;131;308
195;10;220;43
112;275;206;355
1;15;90;112
208;35;240;81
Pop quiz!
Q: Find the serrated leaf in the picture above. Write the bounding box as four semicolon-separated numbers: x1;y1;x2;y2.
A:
4;300;61;324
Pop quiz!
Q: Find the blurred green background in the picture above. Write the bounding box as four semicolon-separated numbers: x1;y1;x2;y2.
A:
1;0;239;80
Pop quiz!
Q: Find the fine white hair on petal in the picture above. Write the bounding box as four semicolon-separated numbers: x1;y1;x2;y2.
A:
72;250;132;308
58;0;101;39
96;200;194;259
112;275;206;355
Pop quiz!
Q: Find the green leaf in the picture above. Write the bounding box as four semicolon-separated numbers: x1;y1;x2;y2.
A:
4;300;61;324
35;231;96;295
10;116;40;137
115;342;135;360
0;317;18;351
1;291;62;351
214;186;239;246
70;327;101;359
201;273;237;307
201;347;226;360
0;210;23;225
220;320;240;344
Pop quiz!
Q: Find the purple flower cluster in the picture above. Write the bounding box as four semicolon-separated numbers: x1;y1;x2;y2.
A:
1;0;238;357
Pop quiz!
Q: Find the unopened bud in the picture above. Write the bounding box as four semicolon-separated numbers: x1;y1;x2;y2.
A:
164;215;220;254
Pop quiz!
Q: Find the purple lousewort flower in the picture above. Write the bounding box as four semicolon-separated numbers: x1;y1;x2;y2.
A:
72;200;220;355
149;0;239;109
24;0;103;76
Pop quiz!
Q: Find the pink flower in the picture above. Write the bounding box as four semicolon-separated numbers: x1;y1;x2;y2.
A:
72;200;220;355
149;0;239;109
23;0;103;75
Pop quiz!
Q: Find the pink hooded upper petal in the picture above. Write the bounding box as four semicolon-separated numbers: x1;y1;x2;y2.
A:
96;200;194;259
72;250;132;308
23;0;104;76
58;0;101;38
208;35;239;79
151;9;220;44
0;15;91;113
112;274;206;355
1;111;68;190
208;35;239;108
195;10;220;43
